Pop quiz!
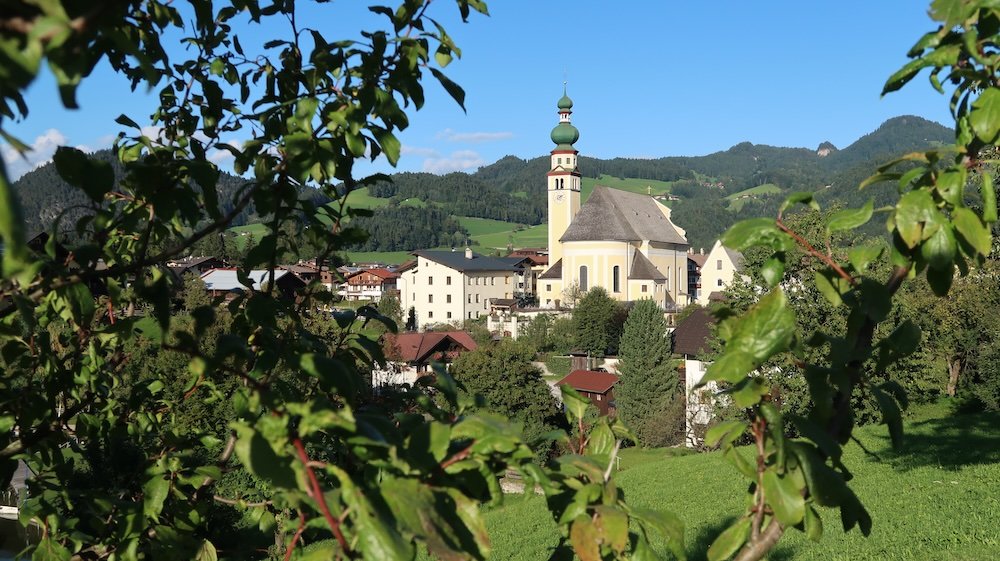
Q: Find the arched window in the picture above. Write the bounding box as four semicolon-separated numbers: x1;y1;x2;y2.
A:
612;265;620;293
579;266;588;292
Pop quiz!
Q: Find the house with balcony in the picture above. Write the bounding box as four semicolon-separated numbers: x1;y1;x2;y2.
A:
338;267;399;302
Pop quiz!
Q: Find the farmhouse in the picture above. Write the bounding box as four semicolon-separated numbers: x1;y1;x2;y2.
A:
672;307;717;446
199;268;306;301
375;330;478;387
537;90;692;310
399;248;527;330
338;267;399;302
557;369;620;417
697;240;746;305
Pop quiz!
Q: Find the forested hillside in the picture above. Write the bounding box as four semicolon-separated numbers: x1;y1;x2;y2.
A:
13;116;952;251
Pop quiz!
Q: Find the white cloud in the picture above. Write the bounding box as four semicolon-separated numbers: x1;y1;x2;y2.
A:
436;128;513;143
401;145;440;157
2;128;68;180
422;150;485;174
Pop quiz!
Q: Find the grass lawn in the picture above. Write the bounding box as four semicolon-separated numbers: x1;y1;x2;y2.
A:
339;250;414;265
475;401;1000;560
472;223;548;250
458;216;525;237
725;183;782;212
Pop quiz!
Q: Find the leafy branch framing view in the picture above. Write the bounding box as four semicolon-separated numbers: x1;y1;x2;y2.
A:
0;1;997;561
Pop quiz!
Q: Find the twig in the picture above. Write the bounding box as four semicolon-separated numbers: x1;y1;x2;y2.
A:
283;511;307;561
292;437;349;553
440;442;474;470
212;495;272;508
776;216;856;286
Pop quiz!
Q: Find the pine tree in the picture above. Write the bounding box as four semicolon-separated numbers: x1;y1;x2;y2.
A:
616;298;681;447
572;287;621;356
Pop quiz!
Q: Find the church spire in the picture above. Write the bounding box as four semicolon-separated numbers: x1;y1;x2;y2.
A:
551;85;579;150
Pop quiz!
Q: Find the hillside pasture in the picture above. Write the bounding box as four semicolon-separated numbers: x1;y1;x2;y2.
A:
725;183;781;211
475;401;1000;560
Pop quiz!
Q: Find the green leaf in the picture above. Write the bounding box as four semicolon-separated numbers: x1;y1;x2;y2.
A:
232;424;298;489
759;402;785;468
883;320;921;357
569;516;601;561
872;387;904;449
430;67;466;111
705;420;747;448
848;244;884;273
707;517;751;561
827;199;873;233
981;172;996;223
53;146;114;202
727;288;796;363
593;506;629;554
630;507;686;561
32;537;71;561
763;468;805;526
115;113;140;129
143;473;169;520
895;190;937;248
969;89;1000;144
760;255;784;288
936;168;966;206
803;504;823;542
926;261;954;296
193;540;218;561
814;269;847;307
585;419;615;458
920;222;956;270
701;350;755;385
779;192;819;214
721;218;794;253
299;353;359;398
373;128;401;166
952;207;991;257
560;385;591;421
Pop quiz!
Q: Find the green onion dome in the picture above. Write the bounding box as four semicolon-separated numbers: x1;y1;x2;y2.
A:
550;122;579;147
557;93;573;110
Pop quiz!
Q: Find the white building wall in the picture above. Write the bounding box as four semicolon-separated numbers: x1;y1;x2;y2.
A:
400;256;516;330
698;240;743;305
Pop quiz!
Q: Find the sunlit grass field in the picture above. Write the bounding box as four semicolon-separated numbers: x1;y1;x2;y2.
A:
476;401;1000;560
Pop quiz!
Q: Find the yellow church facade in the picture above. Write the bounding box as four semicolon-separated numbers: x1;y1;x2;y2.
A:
538;91;690;310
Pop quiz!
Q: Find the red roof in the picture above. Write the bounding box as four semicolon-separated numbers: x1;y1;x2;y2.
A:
558;370;620;394
347;268;399;281
384;331;477;363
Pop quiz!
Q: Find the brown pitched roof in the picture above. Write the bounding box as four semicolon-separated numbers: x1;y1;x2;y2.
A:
688;253;708;268
347;267;399;280
629;252;667;281
672;307;715;357
560;187;688;245
558;370;620;394
539;258;563;279
384;331;477;363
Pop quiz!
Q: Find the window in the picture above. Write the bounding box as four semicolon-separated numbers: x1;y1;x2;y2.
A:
468;295;472;303
475;277;479;285
490;277;495;286
446;276;451;285
476;311;480;318
446;294;452;303
468;312;472;319
428;276;433;285
428;295;433;303
447;312;452;319
505;276;510;285
579;266;588;292
558;157;562;164
428;311;433;318
642;284;648;293
468;278;472;285
546;299;551;305
546;284;551;292
612;265;620;293
596;394;602;401
475;294;479;303
717;259;723;270
718;278;723;287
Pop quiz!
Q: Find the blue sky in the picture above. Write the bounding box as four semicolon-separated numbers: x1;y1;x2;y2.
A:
2;1;953;180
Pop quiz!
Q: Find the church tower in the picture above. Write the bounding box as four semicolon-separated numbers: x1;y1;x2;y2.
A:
547;86;582;266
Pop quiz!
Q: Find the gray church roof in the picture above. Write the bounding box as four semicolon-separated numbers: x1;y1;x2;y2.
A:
413;250;523;273
628;252;667;281
560;187;688;245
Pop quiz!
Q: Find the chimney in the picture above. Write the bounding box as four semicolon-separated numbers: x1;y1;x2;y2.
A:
465;247;473;260
699;248;704;255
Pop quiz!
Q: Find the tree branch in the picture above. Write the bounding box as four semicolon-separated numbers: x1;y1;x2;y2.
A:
293;436;349;553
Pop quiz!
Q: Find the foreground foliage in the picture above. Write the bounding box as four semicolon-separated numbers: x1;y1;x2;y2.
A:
0;1;996;561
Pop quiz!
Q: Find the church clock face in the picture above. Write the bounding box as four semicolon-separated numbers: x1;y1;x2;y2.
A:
555;193;565;202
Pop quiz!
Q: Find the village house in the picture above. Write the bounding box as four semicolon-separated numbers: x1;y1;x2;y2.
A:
399;248;526;330
536;90;691;311
687;249;707;304
200;268;307;302
672;307;717;446
557;369;620;416
506;248;549;299
337;268;399;302
166;255;226;280
374;331;478;387
485;298;569;339
697;240;746;305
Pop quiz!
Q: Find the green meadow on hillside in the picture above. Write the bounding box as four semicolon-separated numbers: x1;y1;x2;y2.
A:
725;183;782;212
474;402;1000;561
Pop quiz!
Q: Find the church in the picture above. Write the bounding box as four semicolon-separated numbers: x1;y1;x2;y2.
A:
538;90;691;310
